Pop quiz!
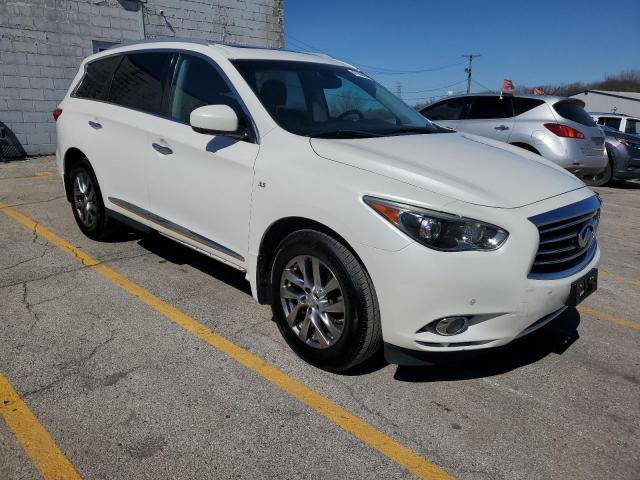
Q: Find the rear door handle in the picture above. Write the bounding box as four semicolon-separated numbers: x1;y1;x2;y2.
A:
152;143;173;155
494;125;509;131
88;121;102;130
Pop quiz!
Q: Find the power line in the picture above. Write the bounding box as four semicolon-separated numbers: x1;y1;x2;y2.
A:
399;79;467;94
471;79;498;93
284;33;466;75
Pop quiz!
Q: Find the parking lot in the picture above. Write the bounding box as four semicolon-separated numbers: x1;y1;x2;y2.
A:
1;155;639;479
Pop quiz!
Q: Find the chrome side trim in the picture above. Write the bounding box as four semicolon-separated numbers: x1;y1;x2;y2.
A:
108;197;244;262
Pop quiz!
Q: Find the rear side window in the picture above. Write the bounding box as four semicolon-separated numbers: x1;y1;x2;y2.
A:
465;96;512;119
512;97;544;116
109;52;172;114
553;101;596;126
420;98;469;120
74;56;121;101
167;54;240;123
597;117;622;129
625;119;640;135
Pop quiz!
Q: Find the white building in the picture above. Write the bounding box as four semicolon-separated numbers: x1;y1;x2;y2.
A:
570;90;640;117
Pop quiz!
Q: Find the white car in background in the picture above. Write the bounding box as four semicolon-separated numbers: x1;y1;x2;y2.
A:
54;40;600;370
591;113;640;137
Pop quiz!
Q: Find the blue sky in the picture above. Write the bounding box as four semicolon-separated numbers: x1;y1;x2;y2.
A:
284;0;640;104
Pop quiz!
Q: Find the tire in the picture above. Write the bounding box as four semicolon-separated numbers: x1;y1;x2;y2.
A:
269;230;382;372
69;157;123;241
582;157;613;187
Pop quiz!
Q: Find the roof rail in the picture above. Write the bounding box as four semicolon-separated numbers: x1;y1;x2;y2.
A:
112;37;212;49
111;37;288;52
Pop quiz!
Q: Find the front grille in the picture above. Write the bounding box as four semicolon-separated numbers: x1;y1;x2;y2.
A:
528;196;600;279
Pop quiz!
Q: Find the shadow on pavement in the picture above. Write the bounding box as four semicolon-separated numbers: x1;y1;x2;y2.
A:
137;232;253;296
393;308;581;382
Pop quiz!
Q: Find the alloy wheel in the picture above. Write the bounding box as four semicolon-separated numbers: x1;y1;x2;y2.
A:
72;170;98;228
279;255;346;349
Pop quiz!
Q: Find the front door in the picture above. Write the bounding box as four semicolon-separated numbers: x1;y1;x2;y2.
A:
146;53;259;266
458;96;515;142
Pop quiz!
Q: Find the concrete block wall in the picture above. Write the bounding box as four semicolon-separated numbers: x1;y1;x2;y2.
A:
0;0;284;157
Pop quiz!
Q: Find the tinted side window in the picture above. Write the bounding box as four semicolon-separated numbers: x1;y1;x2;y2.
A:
597;117;622;130
168;54;240;123
109;52;171;114
421;98;468;120
513;97;544;116
466;96;512;119
74;56;121;101
625;119;640;135
553;101;596;126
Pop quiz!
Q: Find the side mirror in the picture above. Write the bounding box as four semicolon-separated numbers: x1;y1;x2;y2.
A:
190;105;241;137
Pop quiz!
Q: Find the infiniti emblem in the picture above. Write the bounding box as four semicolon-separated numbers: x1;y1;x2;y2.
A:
577;223;594;249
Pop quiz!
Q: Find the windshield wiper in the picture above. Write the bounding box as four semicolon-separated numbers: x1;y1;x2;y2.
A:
383;126;439;135
309;129;385;139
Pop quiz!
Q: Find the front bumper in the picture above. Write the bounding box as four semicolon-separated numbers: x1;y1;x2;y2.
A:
356;188;600;360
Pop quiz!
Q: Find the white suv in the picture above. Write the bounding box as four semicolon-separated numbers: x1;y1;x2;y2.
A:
592;113;640;136
55;40;600;371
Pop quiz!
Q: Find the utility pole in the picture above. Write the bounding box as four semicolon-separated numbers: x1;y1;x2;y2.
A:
395;82;402;99
462;54;481;94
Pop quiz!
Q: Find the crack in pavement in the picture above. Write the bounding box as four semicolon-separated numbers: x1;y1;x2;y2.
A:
0;195;66;211
21;282;42;335
0;251;153;290
21;329;118;399
0;244;50;271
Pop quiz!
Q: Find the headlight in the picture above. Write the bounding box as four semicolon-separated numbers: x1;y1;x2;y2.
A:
363;196;508;251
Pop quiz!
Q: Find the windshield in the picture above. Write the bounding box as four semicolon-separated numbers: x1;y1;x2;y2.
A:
232;59;439;138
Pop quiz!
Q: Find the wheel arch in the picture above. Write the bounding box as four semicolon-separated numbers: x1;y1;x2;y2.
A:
510;142;541;155
255;216;368;305
62;147;88;202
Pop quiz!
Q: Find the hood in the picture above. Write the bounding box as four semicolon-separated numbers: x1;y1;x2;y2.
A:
310;132;585;208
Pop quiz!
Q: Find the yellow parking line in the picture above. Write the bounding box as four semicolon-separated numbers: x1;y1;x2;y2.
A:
0;373;81;480
0;202;453;480
599;271;640;288
577;306;640;331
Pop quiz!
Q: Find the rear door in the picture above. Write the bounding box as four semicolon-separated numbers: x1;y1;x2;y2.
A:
419;97;470;130
97;51;173;213
458;95;515;142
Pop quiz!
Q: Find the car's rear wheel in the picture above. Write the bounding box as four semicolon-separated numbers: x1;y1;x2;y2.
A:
69;158;123;240
269;230;382;372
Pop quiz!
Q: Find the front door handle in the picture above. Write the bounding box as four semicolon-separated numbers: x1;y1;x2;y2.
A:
494;124;509;131
88;121;102;130
152;143;173;155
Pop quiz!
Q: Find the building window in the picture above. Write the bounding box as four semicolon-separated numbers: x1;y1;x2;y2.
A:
92;40;118;53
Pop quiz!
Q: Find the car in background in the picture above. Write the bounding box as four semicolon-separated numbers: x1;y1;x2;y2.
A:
591;113;640;137
420;94;607;184
589;124;640;186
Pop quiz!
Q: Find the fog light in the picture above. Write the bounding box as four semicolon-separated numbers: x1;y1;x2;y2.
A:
434;316;469;336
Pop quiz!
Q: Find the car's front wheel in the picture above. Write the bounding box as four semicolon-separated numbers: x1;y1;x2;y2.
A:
269;230;382;372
